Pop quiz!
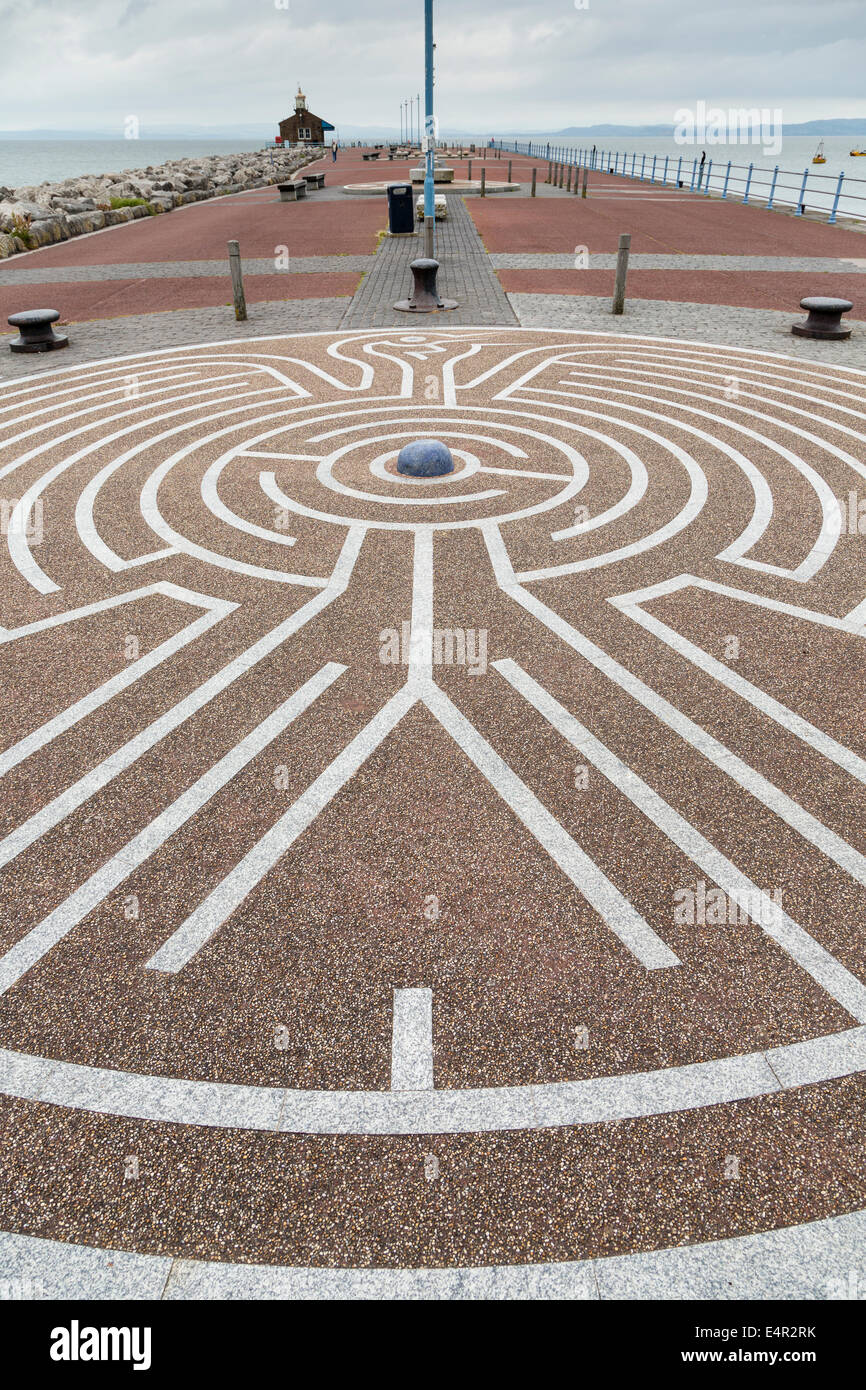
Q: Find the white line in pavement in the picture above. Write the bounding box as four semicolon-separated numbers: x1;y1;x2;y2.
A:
423;683;680;970
610;573;866;636
391;989;434;1091
238;451;325;461
545;375;851;577
0;1207;863;1300
495;658;866;1022
146;684;419;973
0;371;248;445
0;1025;863;1134
0;527;365;872
144;520;677;975
517;421;707;581
0;584;235;781
846;594;866;626
484;524;866;889
480;465;570;481
0;663;347;996
147;669;679;975
0;582;222;643
0;378;257;474
0;363;208;410
200;448;298;547
608;577;866;786
74;393;352;578
551;431;648;540
409;528;434;684
0;368;207;430
7;384;288;593
487;347;847;581
1;327;863;393
542;381;775;568
595;350;866;428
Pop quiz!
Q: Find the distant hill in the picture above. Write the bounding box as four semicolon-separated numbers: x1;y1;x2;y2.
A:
550;119;866;137
2;118;866;142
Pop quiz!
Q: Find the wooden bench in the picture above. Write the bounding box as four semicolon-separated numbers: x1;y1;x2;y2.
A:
362;152;381;161
303;173;326;190
277;181;308;202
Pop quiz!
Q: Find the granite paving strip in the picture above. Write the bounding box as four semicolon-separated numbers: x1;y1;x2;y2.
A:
508;294;866;364
492;253;866;272
0;303;349;379
341;195;517;328
1;1207;862;1299
0;256;376;285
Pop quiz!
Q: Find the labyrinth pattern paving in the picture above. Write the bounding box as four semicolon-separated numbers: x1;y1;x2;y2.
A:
0;327;864;1284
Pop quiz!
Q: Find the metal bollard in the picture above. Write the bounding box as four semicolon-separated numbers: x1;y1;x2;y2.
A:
7;308;68;353
792;295;853;340
531;168;537;197
228;240;247;322
612;232;631;315
394;257;458;313
507;159;512;183
480;167;486;198
468;160;472;181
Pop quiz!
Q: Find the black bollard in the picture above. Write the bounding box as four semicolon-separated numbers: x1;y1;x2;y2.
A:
792;296;853;340
8;308;68;353
394;257;458;313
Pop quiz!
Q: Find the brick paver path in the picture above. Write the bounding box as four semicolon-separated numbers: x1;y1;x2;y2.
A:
341;195;517;327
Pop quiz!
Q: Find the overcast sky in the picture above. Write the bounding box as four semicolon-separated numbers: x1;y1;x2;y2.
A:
1;0;865;132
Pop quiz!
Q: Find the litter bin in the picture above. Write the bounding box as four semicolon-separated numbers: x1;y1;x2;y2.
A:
387;183;415;235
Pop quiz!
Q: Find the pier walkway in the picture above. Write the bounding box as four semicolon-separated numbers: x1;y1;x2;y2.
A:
0;147;864;1301
1;145;864;372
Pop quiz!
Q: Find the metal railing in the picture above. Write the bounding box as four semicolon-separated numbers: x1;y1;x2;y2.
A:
490;139;866;225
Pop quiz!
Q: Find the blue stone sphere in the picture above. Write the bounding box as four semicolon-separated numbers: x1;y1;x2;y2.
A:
397;439;455;477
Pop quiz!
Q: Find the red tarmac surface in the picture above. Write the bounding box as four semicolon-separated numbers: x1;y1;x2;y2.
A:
468;184;866;259
6;188;385;267
496;269;863;314
0;272;361;323
2;146;863;325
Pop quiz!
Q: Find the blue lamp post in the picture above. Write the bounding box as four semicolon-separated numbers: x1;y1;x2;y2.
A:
424;0;436;255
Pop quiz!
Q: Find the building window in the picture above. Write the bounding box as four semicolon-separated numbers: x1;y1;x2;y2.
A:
298;128;312;141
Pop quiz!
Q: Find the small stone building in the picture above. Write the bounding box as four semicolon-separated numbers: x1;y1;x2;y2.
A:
279;86;335;146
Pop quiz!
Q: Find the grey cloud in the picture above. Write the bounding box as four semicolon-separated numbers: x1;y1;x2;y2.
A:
0;0;864;132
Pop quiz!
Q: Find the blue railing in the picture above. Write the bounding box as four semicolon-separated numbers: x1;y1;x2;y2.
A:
482;139;866;225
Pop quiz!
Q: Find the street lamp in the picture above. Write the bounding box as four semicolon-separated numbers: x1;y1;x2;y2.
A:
424;0;435;255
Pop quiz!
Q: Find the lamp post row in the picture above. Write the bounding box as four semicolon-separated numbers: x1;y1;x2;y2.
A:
400;96;422;146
